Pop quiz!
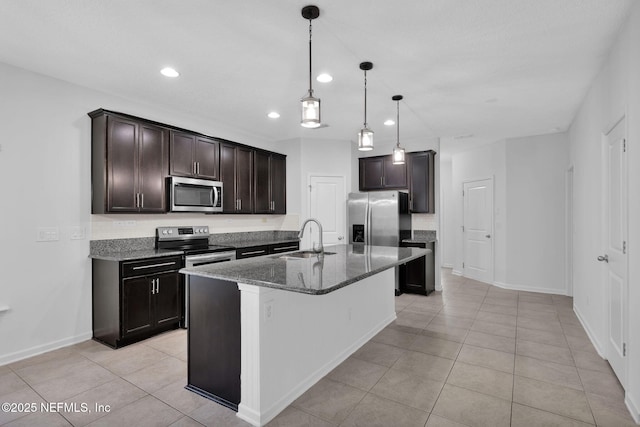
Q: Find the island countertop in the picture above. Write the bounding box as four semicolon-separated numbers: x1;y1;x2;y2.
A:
179;244;427;295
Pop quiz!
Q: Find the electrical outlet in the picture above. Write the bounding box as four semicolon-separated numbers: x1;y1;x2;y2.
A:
37;227;59;242
70;226;86;240
113;220;137;228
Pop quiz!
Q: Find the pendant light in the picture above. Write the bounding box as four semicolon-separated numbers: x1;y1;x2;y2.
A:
358;62;374;151
392;95;406;164
300;5;321;129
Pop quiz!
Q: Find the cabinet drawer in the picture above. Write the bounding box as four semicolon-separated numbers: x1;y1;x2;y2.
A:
122;256;182;278
269;242;299;254
236;246;269;259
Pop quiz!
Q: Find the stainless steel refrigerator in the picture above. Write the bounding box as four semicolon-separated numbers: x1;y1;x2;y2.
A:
348;191;412;247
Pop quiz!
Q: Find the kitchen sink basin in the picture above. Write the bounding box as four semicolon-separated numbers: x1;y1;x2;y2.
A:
278;251;336;259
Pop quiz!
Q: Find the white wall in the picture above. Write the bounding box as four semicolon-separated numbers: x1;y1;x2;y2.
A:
505;133;568;293
0;61;294;365
450;140;508;281
568;2;640;421
440;158;455;268
447;133;568;294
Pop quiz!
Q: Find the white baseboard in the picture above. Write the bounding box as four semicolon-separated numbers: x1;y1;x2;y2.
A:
492;280;565;296
0;331;93;366
573;305;606;358
442;263;454;269
238;313;396;426
625;392;640;424
452;269;463;276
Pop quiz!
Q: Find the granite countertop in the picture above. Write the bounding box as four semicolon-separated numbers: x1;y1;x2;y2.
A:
180;244;428;295
89;233;300;261
403;230;437;244
89;248;184;261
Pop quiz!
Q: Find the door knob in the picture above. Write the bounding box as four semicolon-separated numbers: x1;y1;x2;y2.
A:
597;255;609;263
485;234;491;238
338;236;344;240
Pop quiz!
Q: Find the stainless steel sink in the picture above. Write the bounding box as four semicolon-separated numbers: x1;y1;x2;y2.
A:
278;251;336;259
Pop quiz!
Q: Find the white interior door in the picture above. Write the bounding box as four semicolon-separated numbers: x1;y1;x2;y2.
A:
602;118;628;386
463;178;494;284
308;176;345;247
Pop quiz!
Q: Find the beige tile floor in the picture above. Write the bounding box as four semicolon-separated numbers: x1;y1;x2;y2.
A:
1;269;636;426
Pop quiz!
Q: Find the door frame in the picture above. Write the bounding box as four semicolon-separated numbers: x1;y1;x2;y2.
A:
565;165;574;297
601;113;629;387
462;176;495;284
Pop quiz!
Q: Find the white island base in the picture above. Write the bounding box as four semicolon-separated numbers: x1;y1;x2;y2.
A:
236;268;396;426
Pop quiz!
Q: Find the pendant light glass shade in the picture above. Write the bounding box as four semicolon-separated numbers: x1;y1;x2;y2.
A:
392;145;406;164
301;94;321;128
392;94;406;165
358;62;374;151
358;128;374;150
301;6;321;129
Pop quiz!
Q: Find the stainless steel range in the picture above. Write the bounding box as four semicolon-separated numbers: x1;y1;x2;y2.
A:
156;226;236;328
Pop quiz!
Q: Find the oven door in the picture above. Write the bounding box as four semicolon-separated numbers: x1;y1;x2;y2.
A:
183;251;236;328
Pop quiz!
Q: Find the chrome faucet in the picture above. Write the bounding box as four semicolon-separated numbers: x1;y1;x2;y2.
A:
298;218;324;253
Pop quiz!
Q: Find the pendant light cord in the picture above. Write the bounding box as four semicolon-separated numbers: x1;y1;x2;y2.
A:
396;100;400;147
363;70;368;127
308;19;313;95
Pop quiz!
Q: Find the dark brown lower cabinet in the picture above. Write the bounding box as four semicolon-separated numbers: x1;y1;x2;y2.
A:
92;256;183;348
399;242;435;295
236;241;300;259
186;276;241;410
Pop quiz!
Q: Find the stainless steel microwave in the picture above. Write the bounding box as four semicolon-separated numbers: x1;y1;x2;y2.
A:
168;176;223;213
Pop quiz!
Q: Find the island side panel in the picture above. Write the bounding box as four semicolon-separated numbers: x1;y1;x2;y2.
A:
187;276;241;410
237;268;396;426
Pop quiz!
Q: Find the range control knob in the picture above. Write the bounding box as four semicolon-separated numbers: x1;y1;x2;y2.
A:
168;229;173;234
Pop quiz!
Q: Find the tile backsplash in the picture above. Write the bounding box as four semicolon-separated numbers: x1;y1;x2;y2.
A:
90;213;300;240
412;213;437;231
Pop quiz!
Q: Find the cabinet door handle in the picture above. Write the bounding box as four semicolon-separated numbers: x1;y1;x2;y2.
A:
238;199;242;210
193;162;196;175
140;193;144;208
151;278;155;294
272;245;298;252
196;162;200;175
156;279;160;294
380;176;383;186
132;261;176;270
135;193;140;208
242;250;266;256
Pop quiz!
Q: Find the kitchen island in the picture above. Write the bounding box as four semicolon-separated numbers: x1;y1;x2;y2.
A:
180;244;427;427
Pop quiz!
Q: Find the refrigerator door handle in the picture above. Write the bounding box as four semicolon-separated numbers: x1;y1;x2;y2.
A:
366;200;371;244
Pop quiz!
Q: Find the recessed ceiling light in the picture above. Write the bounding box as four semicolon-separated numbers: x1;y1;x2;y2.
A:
384;120;395;126
160;67;179;78
453;133;474;140
316;73;333;83
267;112;280;119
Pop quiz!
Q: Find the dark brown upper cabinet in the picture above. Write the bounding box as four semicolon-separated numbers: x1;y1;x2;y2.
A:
169;130;219;180
90;110;168;213
90;109;286;215
359;155;408;191
407;151;435;213
254;151;287;214
220;143;254;214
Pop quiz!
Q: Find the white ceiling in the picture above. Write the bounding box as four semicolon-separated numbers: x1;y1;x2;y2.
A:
0;0;633;153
